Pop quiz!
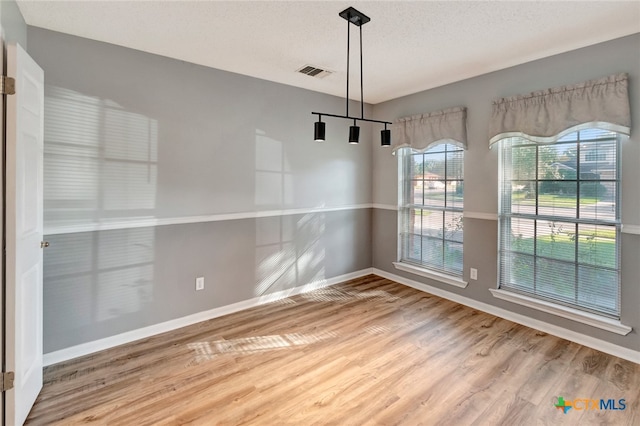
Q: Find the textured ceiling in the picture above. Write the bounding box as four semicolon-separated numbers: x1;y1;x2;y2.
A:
16;1;640;104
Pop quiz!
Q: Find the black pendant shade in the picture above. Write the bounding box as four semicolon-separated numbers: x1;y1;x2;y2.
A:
349;124;360;144
314;120;326;142
311;6;391;146
381;127;391;147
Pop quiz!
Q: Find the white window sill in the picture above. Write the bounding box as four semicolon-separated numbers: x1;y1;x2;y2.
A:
393;262;468;289
489;289;632;336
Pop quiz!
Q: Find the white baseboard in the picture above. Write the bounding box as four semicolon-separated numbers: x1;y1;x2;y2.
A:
43;268;374;366
372;268;640;364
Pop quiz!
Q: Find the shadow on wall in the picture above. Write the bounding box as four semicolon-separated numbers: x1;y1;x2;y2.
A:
44;228;156;345
44;85;158;226
40;83;366;351
43;85;159;347
254;213;326;297
253;129;330;296
255;129;293;208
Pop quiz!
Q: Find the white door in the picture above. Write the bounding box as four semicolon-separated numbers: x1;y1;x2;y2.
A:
5;43;45;426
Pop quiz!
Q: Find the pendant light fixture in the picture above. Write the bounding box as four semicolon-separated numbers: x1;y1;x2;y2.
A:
312;7;391;146
314;118;326;142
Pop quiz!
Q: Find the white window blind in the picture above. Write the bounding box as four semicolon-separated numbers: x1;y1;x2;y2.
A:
499;129;620;317
398;144;464;276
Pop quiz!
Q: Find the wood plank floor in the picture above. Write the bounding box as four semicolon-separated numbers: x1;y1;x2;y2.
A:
26;275;639;425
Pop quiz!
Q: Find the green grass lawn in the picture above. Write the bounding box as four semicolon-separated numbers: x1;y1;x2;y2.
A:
512;193;599;206
511;233;616;268
418;193;464;203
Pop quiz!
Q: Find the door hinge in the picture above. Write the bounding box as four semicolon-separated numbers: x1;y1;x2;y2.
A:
0;76;16;95
0;371;14;392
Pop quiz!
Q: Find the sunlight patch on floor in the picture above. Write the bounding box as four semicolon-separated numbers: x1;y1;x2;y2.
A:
187;331;338;362
301;287;400;303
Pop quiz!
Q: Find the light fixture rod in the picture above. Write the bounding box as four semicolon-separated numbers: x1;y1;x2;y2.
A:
311;112;391;125
346;17;350;117
360;24;364;119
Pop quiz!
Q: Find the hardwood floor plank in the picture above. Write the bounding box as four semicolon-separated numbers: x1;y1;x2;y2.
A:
26;275;639;425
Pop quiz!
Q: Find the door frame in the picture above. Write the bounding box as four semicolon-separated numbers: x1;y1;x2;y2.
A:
0;28;6;425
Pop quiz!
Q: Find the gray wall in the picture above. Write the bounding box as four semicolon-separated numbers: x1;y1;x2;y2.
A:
0;0;27;49
372;34;640;351
44;210;371;352
28;27;373;353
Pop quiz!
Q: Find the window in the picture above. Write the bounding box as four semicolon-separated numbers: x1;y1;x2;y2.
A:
398;144;464;276
499;129;620;317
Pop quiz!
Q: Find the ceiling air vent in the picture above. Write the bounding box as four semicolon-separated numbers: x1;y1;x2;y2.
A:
297;65;333;79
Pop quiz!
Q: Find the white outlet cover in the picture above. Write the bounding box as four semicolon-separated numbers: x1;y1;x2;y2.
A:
196;277;205;291
470;268;478;280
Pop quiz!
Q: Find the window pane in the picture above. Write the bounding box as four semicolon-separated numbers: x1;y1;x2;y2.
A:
400;232;421;264
537;182;577;218
444;241;463;274
577;265;618;315
401;208;420;235
580;140;616;178
511;145;536;180
446;148;464;179
423;152;446;180
510;181;536;215
412;180;423;205
536;258;575;303
421;210;442;238
579;181;615;221
423;184;446;208
577;224;616;268
446;180;464;209
411;153;425;179
503;253;534;291
537;144;565;177
535;220;575;262
398;208;409;233
444;211;463;243
508;218;535;255
422;236;443;270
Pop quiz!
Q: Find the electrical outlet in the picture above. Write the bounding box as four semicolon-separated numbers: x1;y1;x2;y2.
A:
470;268;478;280
195;276;205;291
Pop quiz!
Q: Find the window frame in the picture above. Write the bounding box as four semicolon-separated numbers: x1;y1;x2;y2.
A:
497;129;622;320
397;144;465;283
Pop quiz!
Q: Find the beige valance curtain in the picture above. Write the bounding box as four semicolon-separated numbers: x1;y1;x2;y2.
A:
391;106;467;153
489;73;631;147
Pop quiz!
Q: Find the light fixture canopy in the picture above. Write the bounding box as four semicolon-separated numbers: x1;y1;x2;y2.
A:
311;6;391;146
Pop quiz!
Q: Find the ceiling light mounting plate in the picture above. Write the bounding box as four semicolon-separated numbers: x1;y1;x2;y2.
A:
339;7;370;26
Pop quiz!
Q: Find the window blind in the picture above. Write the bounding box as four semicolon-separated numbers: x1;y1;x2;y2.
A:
399;144;464;276
498;129;620;317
